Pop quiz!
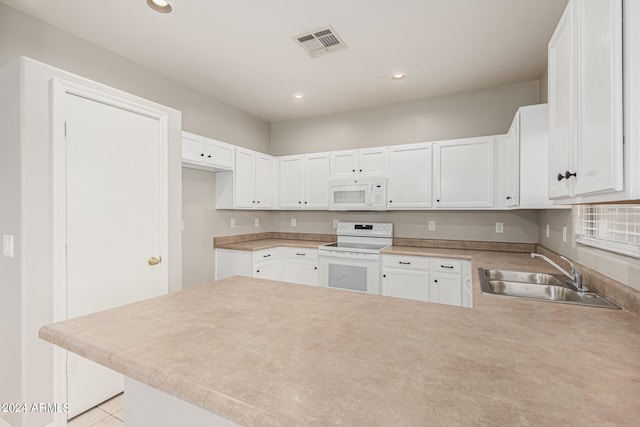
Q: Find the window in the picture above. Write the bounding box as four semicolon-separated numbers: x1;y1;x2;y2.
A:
575;205;640;258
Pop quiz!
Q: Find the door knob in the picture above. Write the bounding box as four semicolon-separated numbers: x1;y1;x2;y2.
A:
148;256;161;266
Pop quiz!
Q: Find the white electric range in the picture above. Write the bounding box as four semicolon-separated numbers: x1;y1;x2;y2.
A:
318;222;393;294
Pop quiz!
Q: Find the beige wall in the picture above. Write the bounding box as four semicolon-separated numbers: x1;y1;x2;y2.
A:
538;208;640;292
272;210;540;243
270;80;540;155
539;68;549;103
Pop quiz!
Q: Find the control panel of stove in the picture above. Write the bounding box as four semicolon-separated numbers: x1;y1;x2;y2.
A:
336;222;393;237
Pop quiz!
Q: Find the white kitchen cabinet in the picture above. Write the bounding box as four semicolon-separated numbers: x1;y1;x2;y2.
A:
181;131;234;172
282;248;318;286
548;0;624;201
388;143;432;209
330;147;388;179
216;147;276;209
382;255;430;302
214;248;280;280
382;255;471;307
433;136;496;208
278;153;330;209
505;104;562;209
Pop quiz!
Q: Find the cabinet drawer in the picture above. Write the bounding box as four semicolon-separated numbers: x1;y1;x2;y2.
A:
253;249;278;263
431;258;462;274
382;255;429;270
284;247;318;260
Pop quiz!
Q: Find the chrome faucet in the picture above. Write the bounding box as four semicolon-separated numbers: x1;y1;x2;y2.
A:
530;253;588;292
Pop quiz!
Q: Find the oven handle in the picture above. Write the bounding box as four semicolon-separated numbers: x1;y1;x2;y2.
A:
318;251;380;261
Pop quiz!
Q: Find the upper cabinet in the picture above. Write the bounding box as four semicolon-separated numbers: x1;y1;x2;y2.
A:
330;147;388;179
388;143;432;209
548;0;625;202
216;147;276;209
505;104;561;209
279;153;330;209
181;131;234;172
433;136;497;208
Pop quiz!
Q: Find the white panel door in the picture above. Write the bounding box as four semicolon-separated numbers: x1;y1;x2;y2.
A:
388;143;432;209
574;0;623;196
65;93;166;418
181;132;205;164
382;269;430;302
234;148;255;208
430;273;462;307
279;156;304;208
434;138;495;208
254;153;275;208
548;3;574;199
304;153;330;209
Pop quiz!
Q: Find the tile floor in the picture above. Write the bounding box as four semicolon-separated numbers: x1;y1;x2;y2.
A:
67;393;124;427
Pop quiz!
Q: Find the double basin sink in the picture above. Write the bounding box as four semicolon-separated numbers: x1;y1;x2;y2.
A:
478;268;620;309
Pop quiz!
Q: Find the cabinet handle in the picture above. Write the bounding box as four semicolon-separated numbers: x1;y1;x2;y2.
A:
256;270;260;273
383;274;386;278
298;201;302;204
304;201;307;204
359;169;363;172
434;279;438;283
257;201;260;204
314;266;317;270
252;200;256;203
399;261;411;265
263;254;271;258
389;200;393;203
200;153;204;157
441;265;454;269
565;171;577;179
296;252;306;256
436;199;440;203
506;196;511;200
207;155;212;158
352;169;355;172
557;173;565;181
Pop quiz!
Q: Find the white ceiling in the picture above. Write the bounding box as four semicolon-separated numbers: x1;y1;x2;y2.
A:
1;0;568;122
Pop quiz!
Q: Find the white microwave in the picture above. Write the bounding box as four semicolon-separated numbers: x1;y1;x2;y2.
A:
328;177;388;211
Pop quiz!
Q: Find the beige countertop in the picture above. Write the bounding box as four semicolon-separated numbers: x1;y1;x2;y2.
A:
40;251;640;426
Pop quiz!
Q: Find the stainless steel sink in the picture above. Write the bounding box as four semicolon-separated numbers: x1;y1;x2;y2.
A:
478;268;620;309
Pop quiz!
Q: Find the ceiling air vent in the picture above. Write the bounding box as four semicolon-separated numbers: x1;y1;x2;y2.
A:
294;26;348;58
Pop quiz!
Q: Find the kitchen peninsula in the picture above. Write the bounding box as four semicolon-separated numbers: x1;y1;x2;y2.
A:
40;251;640;426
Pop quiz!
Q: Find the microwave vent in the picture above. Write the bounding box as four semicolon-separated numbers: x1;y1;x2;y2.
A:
294;26;348;58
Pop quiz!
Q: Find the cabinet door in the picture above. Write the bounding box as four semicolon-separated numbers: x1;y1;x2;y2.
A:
548;2;574;199
254;153;275;208
388;143;432;209
382;269;429;302
204;139;234;170
573;0;623;196
182;132;205;164
234;148;255;208
279;156;304;209
430;272;462;307
330;151;358;179
284;259;318;286
254;260;278;280
505;114;520;207
434;138;495;208
304;153;330;209
358;148;389;177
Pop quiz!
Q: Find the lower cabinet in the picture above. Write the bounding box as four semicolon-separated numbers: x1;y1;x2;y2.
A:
214;247;318;285
382;255;472;308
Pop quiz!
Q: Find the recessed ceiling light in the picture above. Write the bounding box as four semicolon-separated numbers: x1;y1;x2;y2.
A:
147;0;172;13
293;94;305;101
391;73;406;81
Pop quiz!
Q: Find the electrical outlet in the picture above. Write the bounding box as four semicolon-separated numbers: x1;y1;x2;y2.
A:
562;226;567;242
230;218;236;228
495;222;504;233
546;224;550;238
333;219;338;228
291;218;297;227
428;221;436;231
254;218;260;227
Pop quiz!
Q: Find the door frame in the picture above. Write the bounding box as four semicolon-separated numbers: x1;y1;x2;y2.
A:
51;77;169;425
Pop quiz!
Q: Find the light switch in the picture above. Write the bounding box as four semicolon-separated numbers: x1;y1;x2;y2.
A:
495;222;504;234
3;234;14;257
428;221;436;231
230;218;236;228
333;219;338;228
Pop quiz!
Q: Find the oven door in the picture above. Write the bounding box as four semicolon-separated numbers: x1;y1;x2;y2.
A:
318;251;381;294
